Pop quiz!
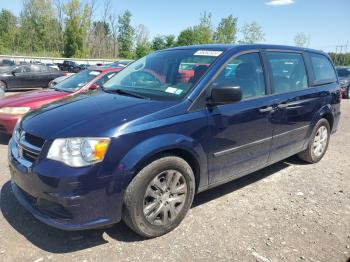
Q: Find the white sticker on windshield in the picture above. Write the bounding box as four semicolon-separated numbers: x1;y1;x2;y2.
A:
89;71;101;76
165;87;177;94
174;89;183;95
194;50;222;57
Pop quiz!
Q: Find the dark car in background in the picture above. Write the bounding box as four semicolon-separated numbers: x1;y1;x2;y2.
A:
107;60;134;68
0;59;15;70
9;44;341;238
0;64;64;91
336;66;350;98
57;60;82;73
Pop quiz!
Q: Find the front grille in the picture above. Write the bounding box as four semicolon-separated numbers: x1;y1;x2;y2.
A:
15;128;45;163
24;133;45;148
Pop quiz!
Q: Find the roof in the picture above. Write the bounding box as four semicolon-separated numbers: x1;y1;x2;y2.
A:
164;44;327;55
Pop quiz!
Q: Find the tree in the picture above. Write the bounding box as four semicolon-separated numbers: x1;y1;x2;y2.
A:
239;21;265;44
0;9;19;53
294;32;310;47
63;0;91;57
117;10;134;59
193;12;213;44
134;24;152;58
152;36;166;51
19;0;61;55
177;12;213;46
177;28;197;46
164;35;176;48
214;15;238;44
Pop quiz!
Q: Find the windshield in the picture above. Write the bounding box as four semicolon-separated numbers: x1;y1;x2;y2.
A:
54;69;102;92
337;68;350;77
103;49;223;100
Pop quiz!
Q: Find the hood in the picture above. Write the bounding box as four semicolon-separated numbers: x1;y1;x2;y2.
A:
21;91;174;139
0;90;69;108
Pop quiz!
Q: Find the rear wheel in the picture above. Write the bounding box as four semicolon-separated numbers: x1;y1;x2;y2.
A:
346;87;350;99
298;118;330;163
0;81;7;95
122;155;195;238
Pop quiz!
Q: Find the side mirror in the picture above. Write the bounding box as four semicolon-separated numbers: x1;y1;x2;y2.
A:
208;85;242;106
88;83;100;90
11;71;17;76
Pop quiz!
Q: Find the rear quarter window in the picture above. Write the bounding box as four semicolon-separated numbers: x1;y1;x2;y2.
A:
309;53;337;85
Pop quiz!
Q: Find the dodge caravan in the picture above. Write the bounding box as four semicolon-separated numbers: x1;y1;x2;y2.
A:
8;45;341;237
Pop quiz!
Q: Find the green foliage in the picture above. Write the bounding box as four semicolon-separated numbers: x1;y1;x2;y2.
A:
134;24;151;58
164;35;176;48
63;0;91;58
0;9;18;53
177;28;197;46
177;12;213;46
239;21;265;44
118;10;134;59
214;15;238;44
19;0;61;54
329;53;350;66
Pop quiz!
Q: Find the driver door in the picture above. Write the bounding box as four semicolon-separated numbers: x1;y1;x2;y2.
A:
9;65;32;88
207;52;275;184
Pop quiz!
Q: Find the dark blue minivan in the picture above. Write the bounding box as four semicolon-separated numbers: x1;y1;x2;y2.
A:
8;44;341;237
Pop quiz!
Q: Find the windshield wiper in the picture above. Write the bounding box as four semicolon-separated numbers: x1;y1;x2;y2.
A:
104;88;148;99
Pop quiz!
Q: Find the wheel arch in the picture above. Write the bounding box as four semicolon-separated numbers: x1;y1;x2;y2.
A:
119;134;208;193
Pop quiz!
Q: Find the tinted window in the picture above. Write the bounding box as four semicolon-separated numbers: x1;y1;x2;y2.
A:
30;65;48;72
310;53;337;85
210;53;266;100
54;69;101;92
266;52;308;94
12;65;30;73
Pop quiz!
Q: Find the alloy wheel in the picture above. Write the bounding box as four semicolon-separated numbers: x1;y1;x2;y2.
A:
143;169;187;226
312;125;328;157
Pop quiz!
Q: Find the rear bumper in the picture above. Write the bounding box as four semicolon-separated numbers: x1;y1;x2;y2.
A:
0;114;20;135
8;138;124;230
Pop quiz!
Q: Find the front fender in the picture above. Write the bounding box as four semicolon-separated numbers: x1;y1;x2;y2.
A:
118;133;208;190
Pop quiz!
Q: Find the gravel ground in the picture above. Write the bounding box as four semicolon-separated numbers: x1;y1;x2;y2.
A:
0;95;349;262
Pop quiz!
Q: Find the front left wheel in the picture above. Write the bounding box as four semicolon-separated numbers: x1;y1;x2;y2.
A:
122;155;195;238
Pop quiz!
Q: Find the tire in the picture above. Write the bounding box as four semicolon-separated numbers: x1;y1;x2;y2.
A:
0;80;7;94
298;118;330;163
48;81;55;88
122;155;195;238
346;87;350;99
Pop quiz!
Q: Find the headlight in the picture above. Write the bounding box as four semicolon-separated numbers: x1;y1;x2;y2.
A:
0;107;30;115
47;137;110;167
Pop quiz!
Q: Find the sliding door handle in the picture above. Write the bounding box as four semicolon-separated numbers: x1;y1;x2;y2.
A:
259;106;273;113
277;102;289;109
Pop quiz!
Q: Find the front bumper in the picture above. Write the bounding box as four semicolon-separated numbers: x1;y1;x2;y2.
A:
0;114;20;135
8;138;124;230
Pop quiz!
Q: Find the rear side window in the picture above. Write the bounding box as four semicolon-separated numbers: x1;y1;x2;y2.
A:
266;52;308;94
309;53;337;85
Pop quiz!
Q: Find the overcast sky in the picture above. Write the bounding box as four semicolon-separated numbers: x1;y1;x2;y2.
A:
1;0;349;52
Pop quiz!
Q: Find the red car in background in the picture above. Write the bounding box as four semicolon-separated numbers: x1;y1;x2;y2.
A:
0;67;121;135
